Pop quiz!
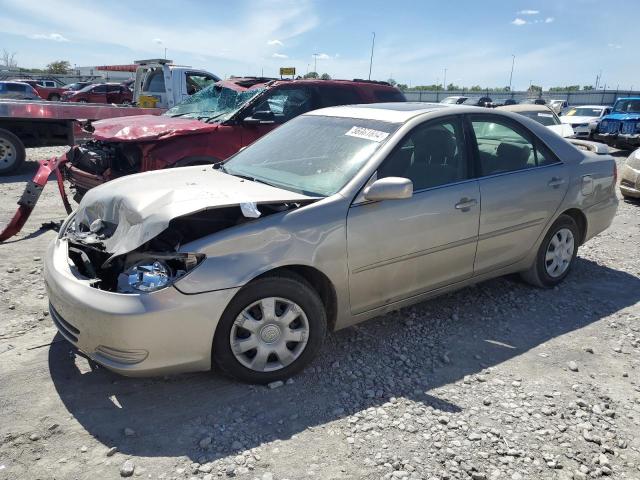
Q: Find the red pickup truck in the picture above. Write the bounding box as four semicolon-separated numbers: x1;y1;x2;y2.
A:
12;79;67;101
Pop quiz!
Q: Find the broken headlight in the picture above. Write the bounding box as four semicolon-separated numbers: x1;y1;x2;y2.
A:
116;253;204;294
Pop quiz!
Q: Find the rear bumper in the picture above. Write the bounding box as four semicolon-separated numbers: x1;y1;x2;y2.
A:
44;238;240;376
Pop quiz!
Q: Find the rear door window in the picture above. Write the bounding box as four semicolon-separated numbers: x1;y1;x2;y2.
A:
6;83;26;92
470;115;559;176
92;84;107;93
374;89;406;102
318;86;362;107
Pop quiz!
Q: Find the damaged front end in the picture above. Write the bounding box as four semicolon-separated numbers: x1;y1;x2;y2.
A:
64;141;144;200
61;202;308;294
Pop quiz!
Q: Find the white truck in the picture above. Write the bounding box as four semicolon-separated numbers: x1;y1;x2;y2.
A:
132;59;220;109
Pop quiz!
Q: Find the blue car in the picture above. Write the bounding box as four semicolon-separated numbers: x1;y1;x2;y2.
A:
594;97;640;149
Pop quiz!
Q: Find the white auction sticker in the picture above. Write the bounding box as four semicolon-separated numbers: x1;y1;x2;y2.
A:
345;126;389;142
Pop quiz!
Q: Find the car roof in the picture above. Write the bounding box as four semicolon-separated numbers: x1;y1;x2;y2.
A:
565;105;606;109
497;104;553;113
222;77;399;91
306;102;469;123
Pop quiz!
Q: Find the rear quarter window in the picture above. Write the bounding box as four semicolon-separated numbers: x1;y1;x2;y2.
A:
373;89;406;102
318;86;362;107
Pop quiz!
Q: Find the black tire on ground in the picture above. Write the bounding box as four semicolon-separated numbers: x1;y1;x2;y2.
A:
49;94;60;101
213;273;327;384
0;128;26;175
520;214;579;288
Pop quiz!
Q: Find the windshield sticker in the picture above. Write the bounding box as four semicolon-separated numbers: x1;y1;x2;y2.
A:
537;113;553;118
345;126;389;142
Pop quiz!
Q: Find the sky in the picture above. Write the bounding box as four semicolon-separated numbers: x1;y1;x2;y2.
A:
0;0;638;90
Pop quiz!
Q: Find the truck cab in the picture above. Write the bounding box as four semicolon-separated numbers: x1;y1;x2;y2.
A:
132;59;220;109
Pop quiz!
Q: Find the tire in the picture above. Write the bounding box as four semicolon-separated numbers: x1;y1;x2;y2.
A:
213;274;327;383
49;94;60;101
0;128;26;175
520;214;579;288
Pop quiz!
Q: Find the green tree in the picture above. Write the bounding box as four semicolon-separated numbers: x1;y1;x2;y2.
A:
303;71;319;79
469;85;483;92
320;73;331;80
446;83;460;91
582;85;594;91
528;84;543;94
46;60;71;74
387;78;397;86
396;83;408;90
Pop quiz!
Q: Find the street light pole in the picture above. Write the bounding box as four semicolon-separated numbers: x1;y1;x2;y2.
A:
312;53;319;74
368;32;375;80
508;54;515;92
443;68;447;91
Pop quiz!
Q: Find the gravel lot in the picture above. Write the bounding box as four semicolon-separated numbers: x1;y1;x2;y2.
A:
0;147;639;480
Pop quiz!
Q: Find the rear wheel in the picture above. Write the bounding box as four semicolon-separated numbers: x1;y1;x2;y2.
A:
0;128;26;175
213;274;327;383
520;214;579;288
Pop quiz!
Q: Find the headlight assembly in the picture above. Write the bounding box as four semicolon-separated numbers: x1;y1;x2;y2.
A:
116;253;204;293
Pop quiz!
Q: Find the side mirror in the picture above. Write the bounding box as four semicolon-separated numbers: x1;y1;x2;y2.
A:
363;177;413;202
243;110;275;125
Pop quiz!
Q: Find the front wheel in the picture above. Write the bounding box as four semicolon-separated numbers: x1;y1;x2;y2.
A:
213;274;327;383
49;94;60;101
520;214;579;288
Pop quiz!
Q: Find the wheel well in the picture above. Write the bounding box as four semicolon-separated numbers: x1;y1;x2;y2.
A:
561;208;587;245
255;265;338;332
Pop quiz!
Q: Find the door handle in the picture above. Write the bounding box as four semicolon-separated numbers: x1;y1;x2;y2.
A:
454;198;478;211
547;177;565;188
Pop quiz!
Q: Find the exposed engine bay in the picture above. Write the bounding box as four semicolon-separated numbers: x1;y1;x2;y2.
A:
64;203;302;293
66;141;142;178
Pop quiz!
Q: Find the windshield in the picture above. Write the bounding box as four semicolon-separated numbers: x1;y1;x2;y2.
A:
613;99;640;114
223;115;399;196
565;107;603;117
165;83;265;121
518;110;558;126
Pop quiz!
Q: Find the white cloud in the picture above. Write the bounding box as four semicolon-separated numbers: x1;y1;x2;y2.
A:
518;9;539;15
545;17;554;23
315;53;332;60
511;18;527;26
28;32;69;42
267;39;283;46
153;38;163;45
607;43;622;49
272;53;288;58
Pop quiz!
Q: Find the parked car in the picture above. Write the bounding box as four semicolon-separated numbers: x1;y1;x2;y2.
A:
0;81;41;100
549;99;568;114
9;79;66;101
594;97;640;149
60;78;406;199
64;81;93;92
503;98;518;106
45;103;618;382
60;83;133;104
619;148;640;199
497;104;574;137
560;105;611;138
441;96;467;104
522;98;547;105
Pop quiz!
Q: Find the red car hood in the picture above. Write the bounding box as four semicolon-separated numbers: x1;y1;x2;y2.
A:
91;115;217;142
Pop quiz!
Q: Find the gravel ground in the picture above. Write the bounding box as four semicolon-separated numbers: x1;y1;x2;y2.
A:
0;147;639;480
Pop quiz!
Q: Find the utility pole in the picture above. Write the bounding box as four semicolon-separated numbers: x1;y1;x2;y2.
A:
312;53;320;73
508;54;515;92
164;47;167;60
443;68;447;91
368;32;375;80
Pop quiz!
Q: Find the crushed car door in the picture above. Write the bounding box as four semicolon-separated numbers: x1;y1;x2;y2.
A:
347;115;480;314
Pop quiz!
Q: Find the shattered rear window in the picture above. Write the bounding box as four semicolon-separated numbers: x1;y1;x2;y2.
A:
166;84;265;122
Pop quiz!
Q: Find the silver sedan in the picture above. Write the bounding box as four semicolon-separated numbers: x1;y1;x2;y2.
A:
45;103;618;383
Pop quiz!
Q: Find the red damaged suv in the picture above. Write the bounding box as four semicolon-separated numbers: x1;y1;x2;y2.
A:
62;77;406;199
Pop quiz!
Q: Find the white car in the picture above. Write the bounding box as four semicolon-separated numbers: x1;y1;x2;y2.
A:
560;105;612;138
549;99;568;114
497;104;574;137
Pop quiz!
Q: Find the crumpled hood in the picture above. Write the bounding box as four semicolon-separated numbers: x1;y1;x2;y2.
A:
560;115;598;124
603;113;640;121
91;115;218;142
72;166;317;256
